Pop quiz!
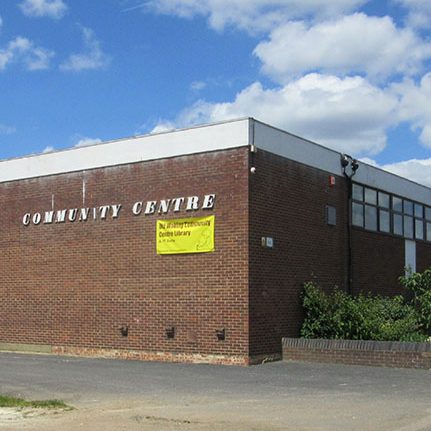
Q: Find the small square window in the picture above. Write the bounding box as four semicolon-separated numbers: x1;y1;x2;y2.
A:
352;203;364;227
394;214;403;235
326;206;336;226
378;192;390;209
404;216;414;239
352;184;364;201
365;188;377;205
379;210;390;233
426;207;431;221
404;201;413;216
415;219;424;240
393;197;403;212
365;205;377;231
414;204;423;218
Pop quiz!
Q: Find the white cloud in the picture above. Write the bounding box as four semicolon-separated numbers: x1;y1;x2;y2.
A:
393;73;431;148
19;0;67;19
191;80;206;91
0;36;54;71
153;74;398;156
144;0;368;33
74;137;102;147
396;0;431;29
361;157;431;187
42;145;55;153
60;27;110;72
254;13;431;83
0;124;16;134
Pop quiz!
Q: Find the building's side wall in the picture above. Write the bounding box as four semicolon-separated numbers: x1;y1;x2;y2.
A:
351;231;405;296
0;148;250;364
248;150;348;358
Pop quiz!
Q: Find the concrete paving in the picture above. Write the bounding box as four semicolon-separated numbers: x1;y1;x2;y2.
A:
0;352;430;430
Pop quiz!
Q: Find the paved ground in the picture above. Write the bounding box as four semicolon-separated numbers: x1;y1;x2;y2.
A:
0;352;430;430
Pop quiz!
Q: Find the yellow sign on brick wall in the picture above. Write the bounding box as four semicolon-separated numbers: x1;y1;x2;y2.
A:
156;216;215;254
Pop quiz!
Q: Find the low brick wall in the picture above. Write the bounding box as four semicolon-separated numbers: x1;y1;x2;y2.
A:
282;338;431;369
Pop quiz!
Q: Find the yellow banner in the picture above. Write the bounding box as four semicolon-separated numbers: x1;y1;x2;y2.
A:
156;216;215;254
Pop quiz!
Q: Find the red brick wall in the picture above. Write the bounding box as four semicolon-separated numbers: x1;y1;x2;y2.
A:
417;241;431;272
248;150;348;357
0;148;250;363
282;338;431;369
351;230;405;296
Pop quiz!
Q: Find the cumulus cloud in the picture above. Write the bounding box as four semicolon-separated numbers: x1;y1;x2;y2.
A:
60;27;110;71
254;13;431;83
74;137;102;147
396;0;431;29
153;74;398;156
393;73;431;148
143;0;368;33
19;0;67;19
0;36;54;71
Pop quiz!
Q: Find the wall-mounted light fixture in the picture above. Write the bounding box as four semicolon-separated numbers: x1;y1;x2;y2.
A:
215;328;226;341
341;154;359;179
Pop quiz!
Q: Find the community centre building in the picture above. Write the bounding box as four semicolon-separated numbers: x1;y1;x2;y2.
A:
1;118;430;365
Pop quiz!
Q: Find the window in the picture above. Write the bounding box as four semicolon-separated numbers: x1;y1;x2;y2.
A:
365;188;377;205
352;184;363;201
404;216;413;239
351;183;430;242
352;202;364;227
415;219;424;240
404;200;413;216
393;196;403;212
326;206;336;226
379;210;390;233
365;205;377;231
394;214;403;236
378;192;390;208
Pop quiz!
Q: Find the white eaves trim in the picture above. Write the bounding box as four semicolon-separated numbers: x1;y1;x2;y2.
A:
0;118;250;183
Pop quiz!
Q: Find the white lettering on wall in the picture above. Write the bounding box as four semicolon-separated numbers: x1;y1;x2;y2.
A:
145;201;157;215
56;209;67;223
32;213;41;225
22;194;216;226
202;194;216;209
158;199;170;214
172;197;184;212
186;196;199;211
112;204;122;218
23;213;31;226
132;201;142;215
44;211;54;224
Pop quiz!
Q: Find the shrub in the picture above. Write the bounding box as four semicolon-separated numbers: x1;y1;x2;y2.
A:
300;282;426;342
399;269;431;335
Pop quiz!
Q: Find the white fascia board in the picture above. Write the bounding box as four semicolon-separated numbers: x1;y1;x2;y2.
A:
0;118;250;183
252;119;431;205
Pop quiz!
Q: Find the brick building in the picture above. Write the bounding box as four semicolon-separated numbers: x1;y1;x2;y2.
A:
0;118;430;365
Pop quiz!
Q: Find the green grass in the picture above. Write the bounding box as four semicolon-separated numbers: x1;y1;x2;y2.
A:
0;395;72;410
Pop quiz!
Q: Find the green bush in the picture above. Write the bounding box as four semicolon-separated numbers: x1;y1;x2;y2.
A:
300;282;426;342
399;269;431;335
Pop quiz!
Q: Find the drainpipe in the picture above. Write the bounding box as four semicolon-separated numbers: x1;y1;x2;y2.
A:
341;154;359;294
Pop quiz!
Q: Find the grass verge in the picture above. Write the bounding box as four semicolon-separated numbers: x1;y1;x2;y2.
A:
0;395;72;410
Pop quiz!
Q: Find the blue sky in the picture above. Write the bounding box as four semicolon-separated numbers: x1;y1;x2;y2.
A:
1;0;431;185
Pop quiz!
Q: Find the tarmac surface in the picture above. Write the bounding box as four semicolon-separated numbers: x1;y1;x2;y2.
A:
0;352;430;430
